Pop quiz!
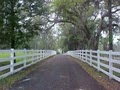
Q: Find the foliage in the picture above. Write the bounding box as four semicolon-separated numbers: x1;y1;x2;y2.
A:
52;0;120;50
29;30;57;50
0;0;48;49
52;0;100;50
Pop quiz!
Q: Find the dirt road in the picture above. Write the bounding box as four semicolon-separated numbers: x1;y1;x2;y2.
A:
10;55;105;90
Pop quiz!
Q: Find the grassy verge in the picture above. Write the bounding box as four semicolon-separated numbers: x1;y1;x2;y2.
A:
68;56;120;90
0;52;24;66
0;56;53;90
0;52;30;76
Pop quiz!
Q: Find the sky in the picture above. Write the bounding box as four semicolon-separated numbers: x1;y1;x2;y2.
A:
101;31;120;44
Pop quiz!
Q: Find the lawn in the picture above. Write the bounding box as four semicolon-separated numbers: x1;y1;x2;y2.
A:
0;51;25;67
0;50;34;77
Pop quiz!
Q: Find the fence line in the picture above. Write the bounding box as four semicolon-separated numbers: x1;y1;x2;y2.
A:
67;50;120;82
0;49;56;79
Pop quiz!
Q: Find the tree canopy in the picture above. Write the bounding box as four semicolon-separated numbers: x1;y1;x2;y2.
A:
0;0;49;49
0;0;120;51
52;0;120;51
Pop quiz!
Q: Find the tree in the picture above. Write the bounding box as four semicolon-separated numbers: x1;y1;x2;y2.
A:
29;30;57;50
0;0;50;63
52;0;100;50
56;23;84;52
52;0;120;50
108;0;112;50
98;0;120;50
0;0;48;49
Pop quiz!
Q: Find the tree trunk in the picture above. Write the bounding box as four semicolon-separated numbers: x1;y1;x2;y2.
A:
108;0;113;50
93;35;100;50
10;0;16;63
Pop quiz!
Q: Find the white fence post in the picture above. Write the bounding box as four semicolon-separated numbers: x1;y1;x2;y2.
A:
79;50;80;59
83;50;85;61
85;50;87;62
90;50;92;66
40;50;42;60
44;50;46;58
81;50;82;60
97;50;100;71
82;50;83;61
42;50;44;59
10;49;14;74
32;49;34;63
79;50;81;59
38;50;40;61
24;48;27;67
109;50;113;79
36;50;38;62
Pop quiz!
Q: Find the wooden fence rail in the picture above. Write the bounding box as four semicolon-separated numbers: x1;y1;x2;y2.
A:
0;49;56;79
67;50;120;82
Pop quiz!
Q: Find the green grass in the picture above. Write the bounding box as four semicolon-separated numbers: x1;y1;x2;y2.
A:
0;51;33;76
0;51;33;66
0;52;10;58
0;61;10;66
113;71;120;77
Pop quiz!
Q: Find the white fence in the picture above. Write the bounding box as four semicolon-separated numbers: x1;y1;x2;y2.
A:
0;49;56;79
67;50;120;82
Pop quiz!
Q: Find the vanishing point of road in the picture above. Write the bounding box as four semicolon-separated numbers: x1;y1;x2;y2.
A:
10;55;105;90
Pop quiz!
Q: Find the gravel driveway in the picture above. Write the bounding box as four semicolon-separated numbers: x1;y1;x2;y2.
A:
9;55;105;90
